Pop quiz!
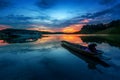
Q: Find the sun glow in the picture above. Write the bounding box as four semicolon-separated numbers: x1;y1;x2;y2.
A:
28;24;84;33
35;34;88;45
62;24;83;33
63;27;76;33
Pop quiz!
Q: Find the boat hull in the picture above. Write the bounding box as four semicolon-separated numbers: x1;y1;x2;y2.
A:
61;41;110;67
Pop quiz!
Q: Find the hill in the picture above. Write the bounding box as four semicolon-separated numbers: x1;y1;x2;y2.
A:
0;28;42;39
75;20;120;34
96;27;120;34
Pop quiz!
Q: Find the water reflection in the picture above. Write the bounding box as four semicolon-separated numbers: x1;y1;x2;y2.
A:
35;34;120;48
0;37;39;45
0;34;120;48
0;40;8;46
81;35;120;48
35;34;88;46
0;34;120;80
61;43;110;73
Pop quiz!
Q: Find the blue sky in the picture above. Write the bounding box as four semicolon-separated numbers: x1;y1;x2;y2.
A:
0;0;120;30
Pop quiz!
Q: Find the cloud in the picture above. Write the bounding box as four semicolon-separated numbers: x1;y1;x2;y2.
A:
99;0;117;5
81;10;111;19
0;24;11;30
6;15;33;21
0;15;32;24
81;3;120;19
0;14;51;23
1;3;120;29
36;0;58;9
56;3;120;26
0;14;54;28
61;24;83;33
0;14;74;28
80;19;92;23
0;15;33;28
0;0;12;10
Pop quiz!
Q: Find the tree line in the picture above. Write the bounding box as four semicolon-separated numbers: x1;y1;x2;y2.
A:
76;20;120;34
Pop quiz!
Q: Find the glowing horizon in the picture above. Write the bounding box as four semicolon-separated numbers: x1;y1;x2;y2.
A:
0;0;120;30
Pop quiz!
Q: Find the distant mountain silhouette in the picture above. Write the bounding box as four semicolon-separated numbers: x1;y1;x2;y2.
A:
40;31;65;34
0;28;42;39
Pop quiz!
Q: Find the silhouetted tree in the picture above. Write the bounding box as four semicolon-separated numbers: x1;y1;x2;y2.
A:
77;19;120;34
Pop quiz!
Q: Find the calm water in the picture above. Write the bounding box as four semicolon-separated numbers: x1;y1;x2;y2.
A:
0;34;120;80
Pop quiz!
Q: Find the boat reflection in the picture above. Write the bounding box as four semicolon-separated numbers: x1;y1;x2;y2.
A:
61;42;110;72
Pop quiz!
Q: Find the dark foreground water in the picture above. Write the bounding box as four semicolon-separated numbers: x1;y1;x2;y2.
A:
0;34;120;80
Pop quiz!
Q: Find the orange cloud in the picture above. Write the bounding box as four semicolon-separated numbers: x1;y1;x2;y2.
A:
0;25;11;30
28;24;84;33
80;19;92;23
62;24;84;33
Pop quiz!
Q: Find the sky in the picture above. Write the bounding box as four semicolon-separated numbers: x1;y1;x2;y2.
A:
0;0;120;32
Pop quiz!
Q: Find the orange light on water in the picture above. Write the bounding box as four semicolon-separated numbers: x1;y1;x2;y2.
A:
60;35;83;44
0;40;8;46
35;36;56;44
35;35;83;44
35;34;88;46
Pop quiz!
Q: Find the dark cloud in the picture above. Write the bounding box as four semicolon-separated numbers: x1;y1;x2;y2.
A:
0;14;53;28
99;0;117;5
81;3;120;19
5;15;33;21
37;15;51;20
53;3;120;27
1;2;120;28
0;15;33;28
81;9;113;19
0;0;12;10
36;0;58;9
0;14;52;22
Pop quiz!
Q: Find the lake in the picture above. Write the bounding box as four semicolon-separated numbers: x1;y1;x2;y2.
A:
0;34;120;80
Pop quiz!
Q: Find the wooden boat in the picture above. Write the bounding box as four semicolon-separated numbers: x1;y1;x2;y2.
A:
61;41;110;67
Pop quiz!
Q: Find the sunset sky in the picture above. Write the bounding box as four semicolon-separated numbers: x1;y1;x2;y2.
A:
0;0;120;32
